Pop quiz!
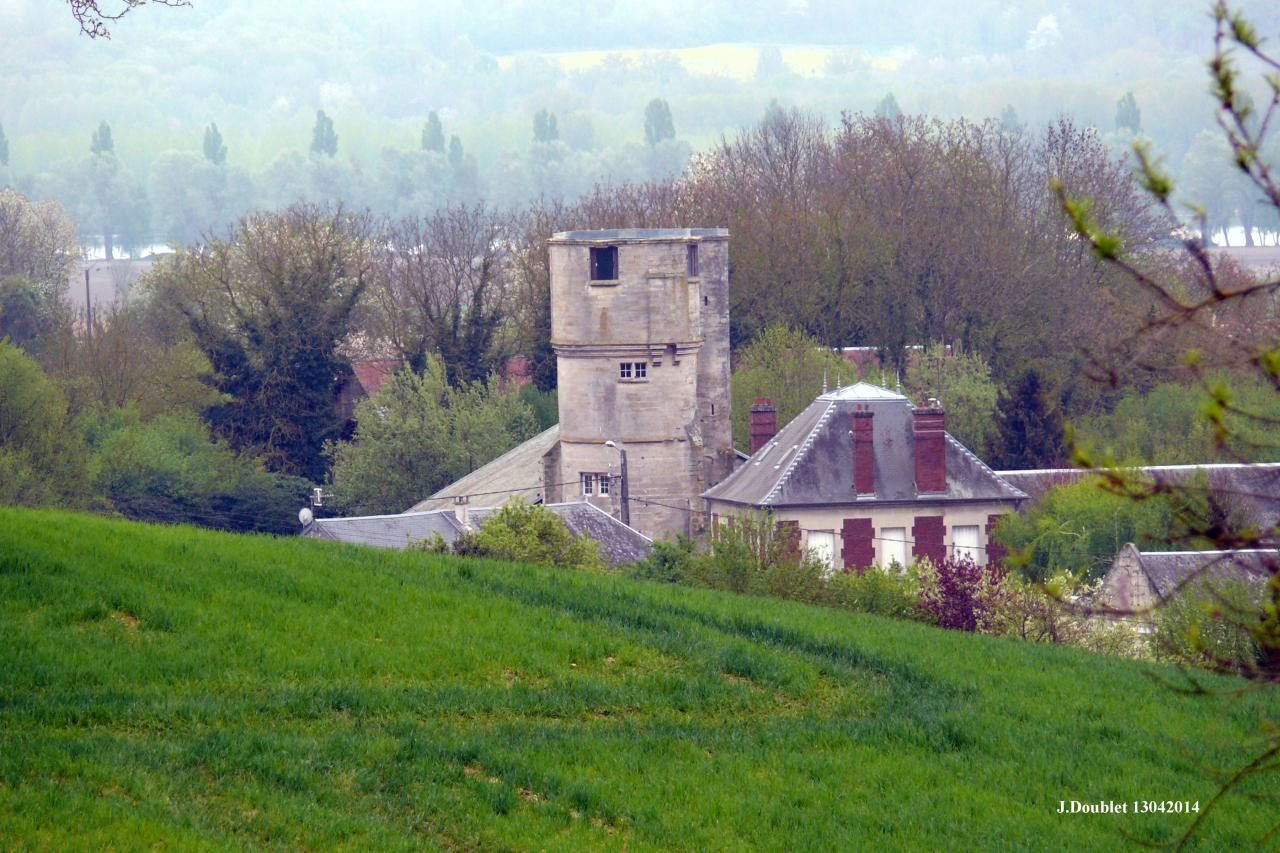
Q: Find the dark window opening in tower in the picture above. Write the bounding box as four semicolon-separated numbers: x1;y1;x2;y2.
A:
687;244;699;277
590;246;618;280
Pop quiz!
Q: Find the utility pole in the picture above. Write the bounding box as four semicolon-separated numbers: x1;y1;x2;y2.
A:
605;440;631;527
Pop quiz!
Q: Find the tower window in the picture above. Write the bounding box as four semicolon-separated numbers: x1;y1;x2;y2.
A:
687;244;699;277
590;246;618;281
619;362;648;381
581;473;610;495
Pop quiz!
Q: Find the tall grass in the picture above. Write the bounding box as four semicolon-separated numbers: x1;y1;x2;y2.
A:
0;507;1276;850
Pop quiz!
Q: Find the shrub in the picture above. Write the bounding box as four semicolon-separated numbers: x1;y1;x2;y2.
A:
826;565;920;620
472;499;604;572
916;557;1008;633
1153;578;1265;674
625;536;697;584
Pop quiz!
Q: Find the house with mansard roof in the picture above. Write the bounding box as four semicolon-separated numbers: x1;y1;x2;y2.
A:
702;382;1027;572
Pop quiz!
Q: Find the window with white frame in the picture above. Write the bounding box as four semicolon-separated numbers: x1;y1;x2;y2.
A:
952;525;982;564
881;527;908;570
806;530;836;576
618;362;648;381
581;473;610;496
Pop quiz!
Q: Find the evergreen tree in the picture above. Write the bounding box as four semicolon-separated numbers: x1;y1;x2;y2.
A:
1115;91;1142;134
310;110;338;157
532;108;558;143
0;122;8;167
90;120;114;156
644;98;676;147
422;111;445;152
448;135;464;168
875;93;903;120
202;122;227;165
993;369;1065;469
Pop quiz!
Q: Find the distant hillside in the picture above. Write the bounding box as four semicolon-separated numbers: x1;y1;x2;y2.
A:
0;507;1275;849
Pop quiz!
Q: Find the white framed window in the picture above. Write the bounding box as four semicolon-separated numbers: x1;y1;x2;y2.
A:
806;530;836;576
881;527;908;570
618;362;648;381
581;473;609;496
952;525;982;564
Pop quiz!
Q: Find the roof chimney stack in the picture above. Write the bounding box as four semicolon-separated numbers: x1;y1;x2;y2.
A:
912;403;947;494
749;398;777;454
852;408;875;495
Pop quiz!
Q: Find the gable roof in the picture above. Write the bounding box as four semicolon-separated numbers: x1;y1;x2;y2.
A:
1119;544;1275;599
305;500;651;565
350;359;400;397
407;425;560;513
997;463;1280;536
704;383;1025;508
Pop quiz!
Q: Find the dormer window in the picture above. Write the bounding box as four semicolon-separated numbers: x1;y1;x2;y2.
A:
590;246;618;281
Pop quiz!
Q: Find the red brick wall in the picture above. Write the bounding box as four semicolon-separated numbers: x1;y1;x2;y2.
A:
852;410;875;495
841;517;875;572
749;399;777;454
912;515;946;565
912;407;947;493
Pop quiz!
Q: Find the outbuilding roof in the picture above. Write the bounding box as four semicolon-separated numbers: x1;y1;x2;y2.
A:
704;383;1025;508
1112;543;1275;600
304;500;651;565
406;425;560;513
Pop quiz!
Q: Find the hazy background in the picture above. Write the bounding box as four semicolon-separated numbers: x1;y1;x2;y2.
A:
0;0;1274;249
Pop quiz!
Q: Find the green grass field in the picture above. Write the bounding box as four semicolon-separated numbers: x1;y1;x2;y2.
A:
1;507;1276;850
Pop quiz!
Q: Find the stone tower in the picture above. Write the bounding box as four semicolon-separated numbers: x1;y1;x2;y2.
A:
543;228;734;539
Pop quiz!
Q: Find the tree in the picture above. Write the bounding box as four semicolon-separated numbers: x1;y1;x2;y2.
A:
310;110;338;158
68;0;189;39
1114;91;1142;134
874;93;902;119
327;357;538;515
0;276;57;353
0;341;89;508
532;109;558;143
0;188;78;304
90;120;114;156
904;343;999;459
998;105;1020;134
644;98;675;147
372;203;509;386
993;369;1064;469
202;122;227;165
470;499;604;572
0;122;8;167
448;135;464;168
158;205;376;480
422;111;444;153
730;325;848;449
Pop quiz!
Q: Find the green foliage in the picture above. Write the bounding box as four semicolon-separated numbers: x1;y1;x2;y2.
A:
904;343;998;458
730;325;849;450
309;110;338;158
532;109;558;143
517;384;558;431
473;498;604;572
90;120;114;156
993;369;1064;469
422;111;445;153
993;478;1175;581
1154;577;1266;673
201;122;227;166
83;407;312;534
875;92;903;119
643;98;675;147
1115;90;1143;134
1;506;1275;850
1073;377;1280;464
0;341;90;508
327;357;539;516
0;276;56;351
826;565;921;620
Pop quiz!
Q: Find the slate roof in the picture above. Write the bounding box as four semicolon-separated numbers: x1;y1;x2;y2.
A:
1127;545;1275;599
407;425;560;513
997;463;1280;536
304;500;651;565
704;382;1026;508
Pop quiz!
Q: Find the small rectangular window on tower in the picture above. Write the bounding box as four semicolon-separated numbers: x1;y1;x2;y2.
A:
687;244;699;277
590;246;618;281
618;362;648;381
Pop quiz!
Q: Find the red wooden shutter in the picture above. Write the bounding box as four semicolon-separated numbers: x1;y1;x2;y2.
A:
911;515;946;565
841;518;875;573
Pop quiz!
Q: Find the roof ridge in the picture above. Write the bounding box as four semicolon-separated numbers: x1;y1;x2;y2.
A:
945;433;1028;500
762;401;834;505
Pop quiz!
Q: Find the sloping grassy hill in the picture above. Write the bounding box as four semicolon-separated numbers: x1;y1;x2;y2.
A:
1;508;1276;850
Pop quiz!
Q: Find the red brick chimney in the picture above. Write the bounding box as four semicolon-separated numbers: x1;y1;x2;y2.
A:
852;408;874;495
913;402;947;494
749;398;777;453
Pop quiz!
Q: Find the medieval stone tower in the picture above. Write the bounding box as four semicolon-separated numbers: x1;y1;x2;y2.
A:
542;228;735;539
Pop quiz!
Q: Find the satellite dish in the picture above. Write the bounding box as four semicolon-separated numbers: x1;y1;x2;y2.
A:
298;507;314;526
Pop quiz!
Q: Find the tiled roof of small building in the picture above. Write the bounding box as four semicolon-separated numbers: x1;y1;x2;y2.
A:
1133;547;1275;598
704;383;1025;508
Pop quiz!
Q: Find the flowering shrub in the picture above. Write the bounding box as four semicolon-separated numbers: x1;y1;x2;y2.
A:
916;557;1009;632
